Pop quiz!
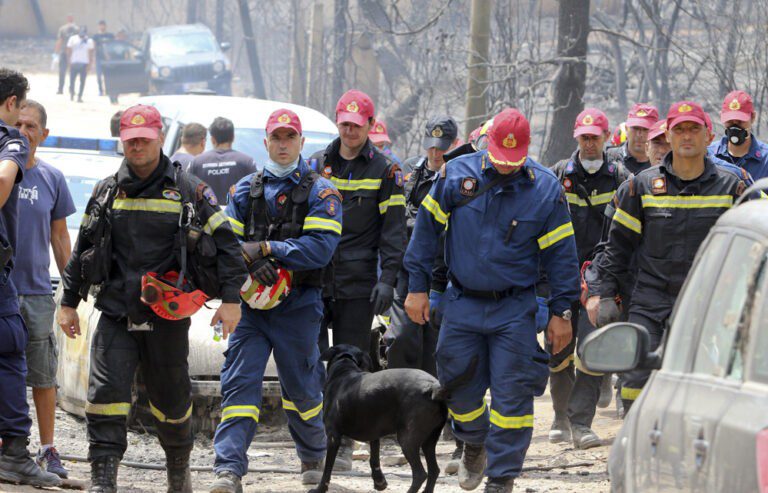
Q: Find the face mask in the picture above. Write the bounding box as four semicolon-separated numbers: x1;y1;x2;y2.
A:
264;157;299;178
725;126;749;146
581;159;602;174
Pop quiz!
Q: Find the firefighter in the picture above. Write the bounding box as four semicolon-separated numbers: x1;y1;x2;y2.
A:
404;108;580;493
709;90;768;180
596;101;747;411
606;103;659;175
57;104;247;493
209;109;342;492
547;108;630;449
308;90;406;470
645;120;670;166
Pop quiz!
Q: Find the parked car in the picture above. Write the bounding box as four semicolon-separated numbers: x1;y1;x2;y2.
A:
102;23;232;98
580;179;768;492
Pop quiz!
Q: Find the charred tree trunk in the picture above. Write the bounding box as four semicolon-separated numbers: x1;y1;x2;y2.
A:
238;0;266;98
541;0;590;166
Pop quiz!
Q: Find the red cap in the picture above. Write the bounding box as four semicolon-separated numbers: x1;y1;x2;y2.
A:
266;108;302;135
720;90;753;123
468;125;483;143
120;104;162;141
647;120;668;141
666;101;707;129
487;108;530;168
369;119;391;145
573;108;609;137
626;103;659;129
335;89;375;126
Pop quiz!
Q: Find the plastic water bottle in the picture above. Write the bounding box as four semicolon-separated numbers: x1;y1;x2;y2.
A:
213;321;223;342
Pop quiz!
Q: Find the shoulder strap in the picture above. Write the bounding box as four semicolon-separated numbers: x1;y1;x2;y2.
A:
291;170;320;204
245;171;265;239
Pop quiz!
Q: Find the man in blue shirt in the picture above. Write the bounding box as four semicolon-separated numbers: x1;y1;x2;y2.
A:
709;90;768;180
404;108;579;493
12;100;76;479
0;68;61;488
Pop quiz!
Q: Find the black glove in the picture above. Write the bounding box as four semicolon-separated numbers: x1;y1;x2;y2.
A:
242;241;270;267
369;282;395;315
251;257;279;286
597;297;621;327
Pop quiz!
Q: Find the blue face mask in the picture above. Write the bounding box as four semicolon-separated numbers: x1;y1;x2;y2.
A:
264;157;299;178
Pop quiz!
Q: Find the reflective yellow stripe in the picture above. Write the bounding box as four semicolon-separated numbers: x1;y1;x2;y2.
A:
149;401;193;424
537;222;575;250
228;217;245;237
565;191;615;207
80;213;90;226
641;194;733;209
203;210;228;235
303;216;342;234
85;401;131;416
113;198;182;214
448;403;487;423
489;410;534;429
574;353;603;376
613;208;642;234
421;194;449;225
221;405;260;422
281;398;323;421
330;177;382;191
621;386;642;401
549;353;574;373
379;194;406;214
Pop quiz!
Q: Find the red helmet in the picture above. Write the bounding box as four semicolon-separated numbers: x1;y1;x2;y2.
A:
240;268;292;310
611;122;627;146
140;271;208;320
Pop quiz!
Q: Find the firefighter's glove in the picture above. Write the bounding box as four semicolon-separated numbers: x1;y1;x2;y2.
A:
242;241;271;267
597;297;621;327
370;281;395;315
251;257;279;287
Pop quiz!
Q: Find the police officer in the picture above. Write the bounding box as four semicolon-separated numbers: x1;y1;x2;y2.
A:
547;108;630;449
58;104;247;493
210;109;342;492
709;90;768;180
597;101;747;411
404;108;579;493
606;103;659;175
0;68;62;488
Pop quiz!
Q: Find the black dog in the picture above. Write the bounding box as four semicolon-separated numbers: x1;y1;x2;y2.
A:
309;344;476;493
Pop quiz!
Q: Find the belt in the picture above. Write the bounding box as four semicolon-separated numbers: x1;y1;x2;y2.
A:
449;274;527;301
337;248;378;262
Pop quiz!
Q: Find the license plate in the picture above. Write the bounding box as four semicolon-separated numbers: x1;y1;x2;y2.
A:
182;81;208;92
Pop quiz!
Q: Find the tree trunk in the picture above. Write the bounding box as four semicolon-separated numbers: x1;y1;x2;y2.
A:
187;0;200;24
306;1;325;110
465;0;493;139
290;0;308;105
541;0;590;166
332;0;349;106
215;0;224;41
237;0;266;98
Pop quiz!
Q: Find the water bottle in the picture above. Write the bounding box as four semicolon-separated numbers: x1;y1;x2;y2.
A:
213;321;223;342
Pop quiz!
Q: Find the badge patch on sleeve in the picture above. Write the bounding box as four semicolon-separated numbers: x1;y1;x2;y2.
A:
460;177;477;196
322;165;333;178
651;177;667;195
162;189;182;201
202;187;218;206
326;198;339;216
395;169;404;187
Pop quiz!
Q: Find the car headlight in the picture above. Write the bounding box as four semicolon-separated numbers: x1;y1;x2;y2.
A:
159;66;172;78
213;61;225;73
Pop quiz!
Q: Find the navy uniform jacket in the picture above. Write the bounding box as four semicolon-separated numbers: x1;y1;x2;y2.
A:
404;150;580;315
606;142;651;176
226;159;342;276
709;134;768;181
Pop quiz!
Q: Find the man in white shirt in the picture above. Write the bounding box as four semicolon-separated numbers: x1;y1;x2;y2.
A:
66;27;94;103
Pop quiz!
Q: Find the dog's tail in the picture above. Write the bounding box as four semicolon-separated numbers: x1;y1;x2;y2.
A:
431;355;478;401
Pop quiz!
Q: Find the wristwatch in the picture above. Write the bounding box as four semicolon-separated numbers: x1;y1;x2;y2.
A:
556;309;573;321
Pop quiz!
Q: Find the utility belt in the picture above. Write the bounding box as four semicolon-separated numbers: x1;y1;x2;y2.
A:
449;274;530;301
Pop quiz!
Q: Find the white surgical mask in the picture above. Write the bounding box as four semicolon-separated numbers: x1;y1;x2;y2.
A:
264;157;299;178
581;159;602;174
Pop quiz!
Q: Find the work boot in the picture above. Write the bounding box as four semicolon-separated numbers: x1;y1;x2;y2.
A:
572;424;602;449
445;438;464;475
89;455;120;493
0;436;61;487
333;437;354;472
166;454;192;493
210;470;242;493
597;373;613;408
458;443;486;491
484;476;514;493
36;446;69;478
548;368;574;443
301;459;323;485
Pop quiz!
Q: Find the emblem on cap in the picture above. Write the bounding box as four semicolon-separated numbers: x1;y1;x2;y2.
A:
346;101;359;113
431;127;444;138
636;109;648;117
582;114;594;125
277;113;291;124
130;114;146;125
660;122;667;131
376;124;384;132
729;98;741;111
678;104;693;113
502;133;517;149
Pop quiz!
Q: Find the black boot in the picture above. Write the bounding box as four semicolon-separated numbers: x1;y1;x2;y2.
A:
90;455;119;493
167;454;192;493
0;436;61;487
548;368;574;443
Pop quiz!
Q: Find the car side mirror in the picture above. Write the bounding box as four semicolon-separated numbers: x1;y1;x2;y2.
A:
580;322;655;373
220;41;231;51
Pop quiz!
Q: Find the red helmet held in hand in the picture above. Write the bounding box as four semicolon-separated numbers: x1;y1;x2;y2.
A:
140;271;208;320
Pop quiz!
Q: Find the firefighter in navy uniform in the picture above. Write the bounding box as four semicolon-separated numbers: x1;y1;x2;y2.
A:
597;101;747;412
606;103;658;175
57;105;247;493
547;108;631;449
210;109;342;492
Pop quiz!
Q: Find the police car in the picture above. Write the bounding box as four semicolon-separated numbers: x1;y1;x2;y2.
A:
581;179;768;492
42;137;282;436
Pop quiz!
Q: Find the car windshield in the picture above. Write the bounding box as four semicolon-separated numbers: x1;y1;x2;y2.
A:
152;32;217;56
203;129;337;165
64;176;100;230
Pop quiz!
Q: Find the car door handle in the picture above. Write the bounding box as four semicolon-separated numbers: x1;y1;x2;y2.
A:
649;422;662;457
693;437;709;469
